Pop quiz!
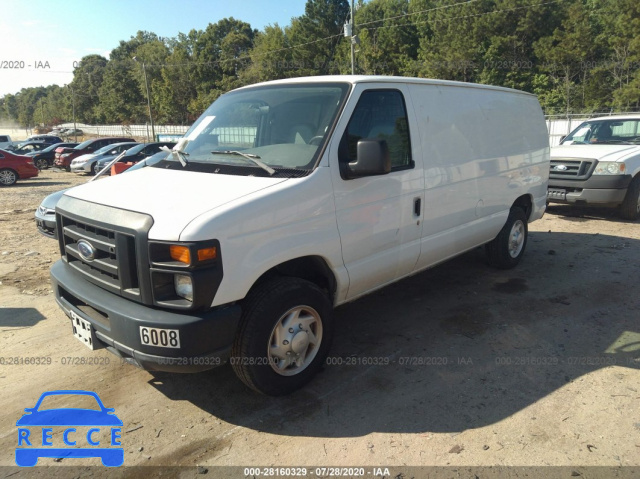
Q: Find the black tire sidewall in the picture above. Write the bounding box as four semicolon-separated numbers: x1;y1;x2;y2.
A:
620;175;640;221
487;207;528;269
232;278;333;395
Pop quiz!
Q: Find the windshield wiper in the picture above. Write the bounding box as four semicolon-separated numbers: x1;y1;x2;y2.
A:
211;150;275;176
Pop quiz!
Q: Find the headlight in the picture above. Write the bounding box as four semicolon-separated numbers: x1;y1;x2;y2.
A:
174;274;193;302
593;162;626;175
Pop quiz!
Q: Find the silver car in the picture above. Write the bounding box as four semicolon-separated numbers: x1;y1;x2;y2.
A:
69;142;138;174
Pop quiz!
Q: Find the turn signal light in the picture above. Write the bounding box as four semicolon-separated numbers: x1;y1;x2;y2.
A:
197;247;217;261
170;245;191;264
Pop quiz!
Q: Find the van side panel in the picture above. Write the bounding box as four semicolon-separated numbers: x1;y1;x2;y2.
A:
408;84;549;271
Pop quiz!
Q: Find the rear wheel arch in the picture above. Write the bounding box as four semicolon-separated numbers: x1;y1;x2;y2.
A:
512;194;532;221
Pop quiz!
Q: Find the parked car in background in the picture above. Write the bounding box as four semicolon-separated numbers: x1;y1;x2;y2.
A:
26;135;63;144
0;149;39;186
36;148;148;238
70;142;138;175
35;188;68;238
125;150;169;172
548;114;640;220
61;129;83;138
8;141;49;155
94;142;176;175
0;135;13;150
31;142;79;169
54;137;135;171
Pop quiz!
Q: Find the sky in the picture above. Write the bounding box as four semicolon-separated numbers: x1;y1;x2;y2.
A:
0;0;308;98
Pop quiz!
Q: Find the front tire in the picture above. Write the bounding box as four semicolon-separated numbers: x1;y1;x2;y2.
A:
486;207;528;269
231;277;333;395
619;175;640;220
0;168;18;186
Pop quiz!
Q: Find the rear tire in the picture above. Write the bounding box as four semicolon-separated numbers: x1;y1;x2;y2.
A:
231;277;333;396
35;158;48;170
486;207;528;269
619;175;640;220
0;168;18;186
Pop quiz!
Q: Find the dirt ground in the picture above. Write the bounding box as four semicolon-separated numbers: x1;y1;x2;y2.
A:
1;169;639;478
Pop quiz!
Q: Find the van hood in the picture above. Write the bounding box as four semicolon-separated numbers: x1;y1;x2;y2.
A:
63;167;288;240
551;144;640;162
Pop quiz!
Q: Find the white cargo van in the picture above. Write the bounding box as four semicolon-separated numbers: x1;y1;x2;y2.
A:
50;76;549;395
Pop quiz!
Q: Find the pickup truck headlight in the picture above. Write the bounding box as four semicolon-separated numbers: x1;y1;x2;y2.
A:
593;162;626;175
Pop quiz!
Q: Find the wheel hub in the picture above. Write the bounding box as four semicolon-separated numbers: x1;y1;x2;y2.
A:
267;305;323;377
291;330;310;354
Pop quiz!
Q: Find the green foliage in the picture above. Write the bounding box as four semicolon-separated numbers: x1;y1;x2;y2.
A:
3;0;640;127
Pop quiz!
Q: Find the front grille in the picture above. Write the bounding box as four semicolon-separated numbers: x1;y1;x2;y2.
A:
59;215;140;297
549;158;595;180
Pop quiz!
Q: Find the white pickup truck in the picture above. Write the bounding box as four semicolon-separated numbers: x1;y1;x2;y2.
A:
50;76;550;395
548;115;640;220
0;134;13;150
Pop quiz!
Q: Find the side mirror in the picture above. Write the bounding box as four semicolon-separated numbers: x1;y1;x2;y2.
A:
345;139;391;179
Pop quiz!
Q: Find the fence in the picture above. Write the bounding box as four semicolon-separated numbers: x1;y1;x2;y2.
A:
5;111;640;146
56;123;190;142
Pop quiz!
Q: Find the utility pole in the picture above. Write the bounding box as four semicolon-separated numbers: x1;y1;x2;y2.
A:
345;0;358;75
39;100;45;129
67;85;77;141
134;56;156;142
350;0;355;75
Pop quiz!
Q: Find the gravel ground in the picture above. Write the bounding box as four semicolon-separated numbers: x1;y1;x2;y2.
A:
0;169;639;478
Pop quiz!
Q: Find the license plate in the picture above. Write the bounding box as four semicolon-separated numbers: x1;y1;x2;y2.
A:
70;310;96;350
139;326;180;348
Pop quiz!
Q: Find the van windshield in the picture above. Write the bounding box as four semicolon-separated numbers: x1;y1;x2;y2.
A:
152;82;350;177
562;119;640;145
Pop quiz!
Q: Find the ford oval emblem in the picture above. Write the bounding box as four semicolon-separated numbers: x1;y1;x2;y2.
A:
554;164;568;171
77;240;96;262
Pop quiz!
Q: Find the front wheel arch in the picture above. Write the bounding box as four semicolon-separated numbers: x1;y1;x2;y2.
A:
231;277;334;395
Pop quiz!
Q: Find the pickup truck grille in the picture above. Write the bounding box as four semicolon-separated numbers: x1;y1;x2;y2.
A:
549;158;595;180
59;215;140;297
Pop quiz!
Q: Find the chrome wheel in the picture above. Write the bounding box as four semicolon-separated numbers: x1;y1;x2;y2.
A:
35;158;48;170
268;305;323;376
0;169;17;186
508;220;525;258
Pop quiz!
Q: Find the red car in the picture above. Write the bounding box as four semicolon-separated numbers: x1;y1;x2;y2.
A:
0;149;39;186
54;137;135;171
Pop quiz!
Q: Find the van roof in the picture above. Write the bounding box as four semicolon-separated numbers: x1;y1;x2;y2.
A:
237;75;536;97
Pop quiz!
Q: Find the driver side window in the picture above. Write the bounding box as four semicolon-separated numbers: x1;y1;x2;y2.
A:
341;89;412;170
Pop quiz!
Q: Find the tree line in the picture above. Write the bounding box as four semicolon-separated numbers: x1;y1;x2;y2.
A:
1;0;639;128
